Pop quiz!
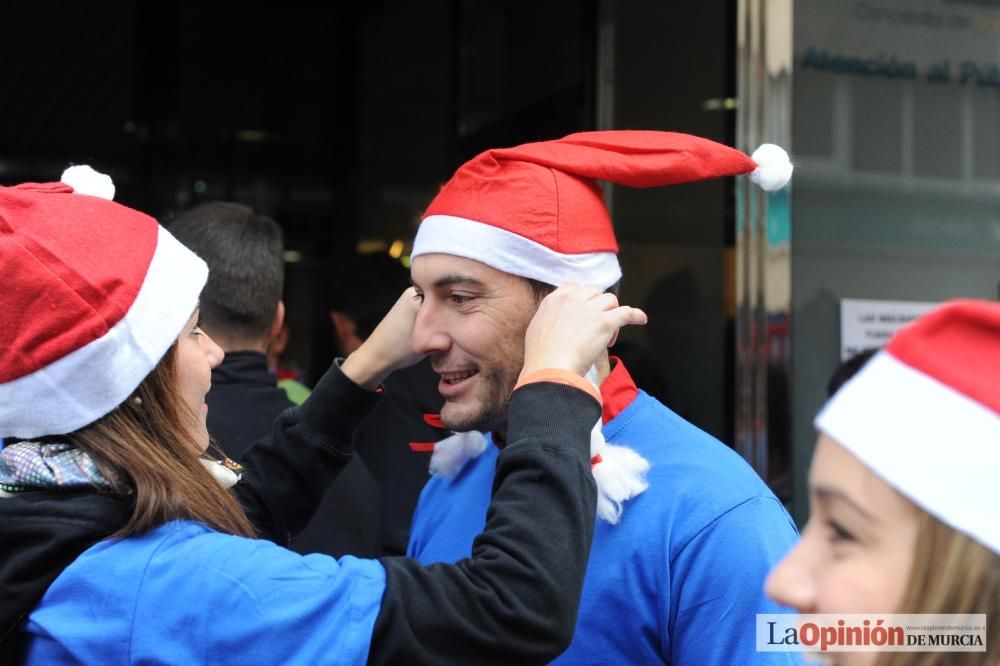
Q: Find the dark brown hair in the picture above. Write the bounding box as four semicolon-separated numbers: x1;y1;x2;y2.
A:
69;346;256;538
525;278;621;301
167;202;284;343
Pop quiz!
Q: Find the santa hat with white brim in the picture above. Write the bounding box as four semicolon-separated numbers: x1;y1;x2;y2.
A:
816;300;1000;554
0;166;208;439
414;130;793;523
412;131;791;290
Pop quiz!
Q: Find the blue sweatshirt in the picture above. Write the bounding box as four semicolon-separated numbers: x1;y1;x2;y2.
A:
409;362;801;664
26;520;385;664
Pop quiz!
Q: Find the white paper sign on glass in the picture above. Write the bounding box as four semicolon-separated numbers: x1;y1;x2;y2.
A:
839;298;938;361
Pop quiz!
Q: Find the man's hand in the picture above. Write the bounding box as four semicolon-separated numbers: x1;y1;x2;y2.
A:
341;287;425;390
520;283;647;379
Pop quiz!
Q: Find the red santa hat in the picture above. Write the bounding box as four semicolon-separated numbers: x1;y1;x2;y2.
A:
411;130;792;288
0;166;208;439
816;300;1000;554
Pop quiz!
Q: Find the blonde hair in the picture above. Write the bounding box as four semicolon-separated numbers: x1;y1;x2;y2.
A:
69;345;256;539
875;510;1000;666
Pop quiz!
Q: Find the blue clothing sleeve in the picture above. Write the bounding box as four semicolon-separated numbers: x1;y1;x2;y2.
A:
26;523;386;665
667;496;801;665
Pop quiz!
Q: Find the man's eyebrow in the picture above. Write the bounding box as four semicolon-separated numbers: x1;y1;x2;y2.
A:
813;485;878;523
419;274;486;289
435;274;485;289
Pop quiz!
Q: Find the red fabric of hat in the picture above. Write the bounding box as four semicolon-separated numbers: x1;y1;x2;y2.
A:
0;167;208;439
0;182;157;382
887;300;1000;415
413;130;790;288
499;130;761;189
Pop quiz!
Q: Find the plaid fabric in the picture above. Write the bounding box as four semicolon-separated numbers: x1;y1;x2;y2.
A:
0;441;113;493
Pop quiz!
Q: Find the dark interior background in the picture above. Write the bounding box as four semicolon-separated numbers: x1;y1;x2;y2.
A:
2;0;746;451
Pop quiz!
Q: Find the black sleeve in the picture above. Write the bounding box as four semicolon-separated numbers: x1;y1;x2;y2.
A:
369;382;599;665
234;361;381;543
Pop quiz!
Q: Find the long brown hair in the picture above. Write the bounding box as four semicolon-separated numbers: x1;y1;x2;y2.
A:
69;345;256;538
874;510;1000;666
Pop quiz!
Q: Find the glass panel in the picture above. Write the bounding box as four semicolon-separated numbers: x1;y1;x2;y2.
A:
851;77;904;174
790;0;1000;522
607;1;735;442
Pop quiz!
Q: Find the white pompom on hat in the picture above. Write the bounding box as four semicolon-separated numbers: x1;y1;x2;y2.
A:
816;300;1000;554
0;166;208;438
749;144;794;192
59;164;116;201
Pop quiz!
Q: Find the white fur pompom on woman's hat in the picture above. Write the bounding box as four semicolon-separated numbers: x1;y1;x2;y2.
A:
61;164;116;200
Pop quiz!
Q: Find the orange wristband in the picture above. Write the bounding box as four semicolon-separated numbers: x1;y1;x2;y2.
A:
514;368;602;406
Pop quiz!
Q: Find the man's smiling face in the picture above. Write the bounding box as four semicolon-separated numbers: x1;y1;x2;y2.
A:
410;253;540;434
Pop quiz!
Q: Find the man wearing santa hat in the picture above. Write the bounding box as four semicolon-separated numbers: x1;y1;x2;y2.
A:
406;130;801;663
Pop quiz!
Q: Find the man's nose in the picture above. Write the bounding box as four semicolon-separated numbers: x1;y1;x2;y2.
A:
411;300;451;355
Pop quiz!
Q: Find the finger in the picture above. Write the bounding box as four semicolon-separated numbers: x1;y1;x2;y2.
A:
590;292;621;312
605;306;648;329
574;283;605;300
608;329;620;348
545;281;580;299
548;282;601;302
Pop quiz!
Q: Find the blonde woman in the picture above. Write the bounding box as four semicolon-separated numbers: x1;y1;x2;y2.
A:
766;300;1000;665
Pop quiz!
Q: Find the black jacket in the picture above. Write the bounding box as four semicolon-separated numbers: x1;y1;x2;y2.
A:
208;350;381;557
354;358;445;555
0;491;131;665
0;364;598;665
206;351;297;460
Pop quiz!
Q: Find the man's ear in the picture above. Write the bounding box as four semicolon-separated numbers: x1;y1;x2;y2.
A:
270;300;286;340
330;310;364;355
330;310;352;348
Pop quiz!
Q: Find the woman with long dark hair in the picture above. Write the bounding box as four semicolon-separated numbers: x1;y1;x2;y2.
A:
0;167;646;664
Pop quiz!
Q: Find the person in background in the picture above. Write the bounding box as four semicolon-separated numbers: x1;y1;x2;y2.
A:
168;202;379;557
167;202;288;458
329;253;446;555
766;300;1000;666
406;130;800;664
0;166;646;664
267;320;311;405
825;347;879;398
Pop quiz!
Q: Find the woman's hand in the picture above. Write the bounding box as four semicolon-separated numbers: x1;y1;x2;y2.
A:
340;287;425;390
520;283;647;379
